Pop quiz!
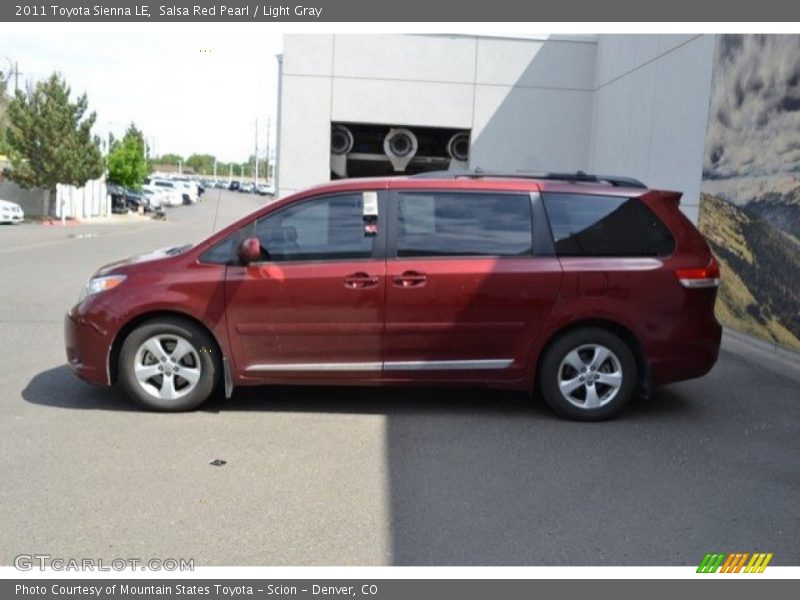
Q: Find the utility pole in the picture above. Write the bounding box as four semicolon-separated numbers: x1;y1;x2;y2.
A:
254;118;259;187
5;59;21;92
178;159;182;175
213;159;217;179
265;118;271;182
228;163;232;183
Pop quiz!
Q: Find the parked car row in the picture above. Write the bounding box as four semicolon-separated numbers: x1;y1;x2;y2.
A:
201;180;230;190
223;180;275;196
143;177;203;206
191;178;275;196
109;176;210;214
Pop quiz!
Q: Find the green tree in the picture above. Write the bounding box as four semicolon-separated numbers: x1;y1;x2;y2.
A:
185;153;215;175
107;123;148;189
3;73;104;215
153;153;183;166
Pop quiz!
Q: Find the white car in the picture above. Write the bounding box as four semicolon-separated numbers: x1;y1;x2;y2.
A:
0;199;24;224
172;179;199;203
143;178;183;206
256;183;275;196
139;188;167;210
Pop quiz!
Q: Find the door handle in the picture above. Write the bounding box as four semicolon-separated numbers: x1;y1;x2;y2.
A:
392;270;427;288
344;272;380;289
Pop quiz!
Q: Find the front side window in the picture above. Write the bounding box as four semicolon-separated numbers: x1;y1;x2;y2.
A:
542;193;675;257
254;193;374;262
396;192;533;257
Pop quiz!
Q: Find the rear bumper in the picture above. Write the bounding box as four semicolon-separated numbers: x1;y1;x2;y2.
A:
649;318;723;385
64;312;113;385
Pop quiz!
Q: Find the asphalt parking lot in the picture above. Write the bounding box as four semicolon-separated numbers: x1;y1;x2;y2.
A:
1;190;798;566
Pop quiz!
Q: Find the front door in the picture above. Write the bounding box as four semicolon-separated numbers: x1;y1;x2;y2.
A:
225;191;386;381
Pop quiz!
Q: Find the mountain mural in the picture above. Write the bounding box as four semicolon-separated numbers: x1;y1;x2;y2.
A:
699;193;800;349
700;35;800;351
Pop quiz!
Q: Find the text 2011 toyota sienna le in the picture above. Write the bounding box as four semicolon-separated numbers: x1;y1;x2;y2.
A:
65;171;722;420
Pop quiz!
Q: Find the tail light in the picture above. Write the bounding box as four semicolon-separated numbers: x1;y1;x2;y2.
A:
676;257;720;289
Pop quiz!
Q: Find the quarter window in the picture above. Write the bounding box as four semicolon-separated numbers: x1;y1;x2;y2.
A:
396;192;533;257
542;193;675;257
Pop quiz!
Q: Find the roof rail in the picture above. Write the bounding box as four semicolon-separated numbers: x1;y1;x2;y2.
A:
409;169;647;188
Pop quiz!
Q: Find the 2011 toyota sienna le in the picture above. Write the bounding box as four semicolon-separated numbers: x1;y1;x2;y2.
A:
65;171;722;420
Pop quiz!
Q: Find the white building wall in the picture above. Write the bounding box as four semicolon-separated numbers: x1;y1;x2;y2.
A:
588;35;717;223
471;36;596;173
276;34;336;195
277;34;598;197
277;33;718;219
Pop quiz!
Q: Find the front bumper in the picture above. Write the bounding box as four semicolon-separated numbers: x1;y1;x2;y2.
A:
64;312;113;385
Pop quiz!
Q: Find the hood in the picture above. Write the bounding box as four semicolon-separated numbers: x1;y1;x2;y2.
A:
97;244;192;275
0;199;22;210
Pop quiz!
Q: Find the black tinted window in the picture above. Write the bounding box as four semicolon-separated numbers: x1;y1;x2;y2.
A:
255;193;373;262
396;192;532;257
542;193;675;257
199;236;238;264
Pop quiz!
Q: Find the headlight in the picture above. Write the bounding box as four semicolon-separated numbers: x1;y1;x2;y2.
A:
79;274;126;301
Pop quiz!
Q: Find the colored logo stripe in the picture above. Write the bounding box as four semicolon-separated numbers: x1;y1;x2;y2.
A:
697;553;725;573
745;553;773;573
719;553;749;573
697;552;773;573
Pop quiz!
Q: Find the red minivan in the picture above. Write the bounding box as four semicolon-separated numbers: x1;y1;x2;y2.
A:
65;172;721;420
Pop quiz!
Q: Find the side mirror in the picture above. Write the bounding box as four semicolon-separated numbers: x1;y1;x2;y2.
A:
237;237;261;264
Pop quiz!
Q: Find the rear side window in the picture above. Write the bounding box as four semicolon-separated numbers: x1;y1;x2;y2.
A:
396;192;532;257
542;193;675;257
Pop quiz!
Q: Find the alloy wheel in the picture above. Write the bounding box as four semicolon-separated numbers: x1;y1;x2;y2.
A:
557;343;623;410
133;334;202;401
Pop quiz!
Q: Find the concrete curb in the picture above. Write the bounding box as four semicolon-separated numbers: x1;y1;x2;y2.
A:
721;327;800;384
723;326;800;361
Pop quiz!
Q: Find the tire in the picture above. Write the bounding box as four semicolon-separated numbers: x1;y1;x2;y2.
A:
118;317;220;411
538;327;637;421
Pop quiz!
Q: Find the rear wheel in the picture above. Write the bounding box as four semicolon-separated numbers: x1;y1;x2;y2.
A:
119;318;219;411
538;327;637;421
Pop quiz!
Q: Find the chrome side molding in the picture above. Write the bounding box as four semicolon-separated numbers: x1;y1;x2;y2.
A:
245;359;513;373
383;359;513;371
246;362;383;372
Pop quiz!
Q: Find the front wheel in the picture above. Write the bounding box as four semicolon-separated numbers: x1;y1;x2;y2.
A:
118;318;220;411
538;328;637;421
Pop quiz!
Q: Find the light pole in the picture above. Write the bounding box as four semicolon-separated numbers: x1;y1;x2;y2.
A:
266;118;271;182
254;118;259;187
